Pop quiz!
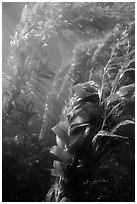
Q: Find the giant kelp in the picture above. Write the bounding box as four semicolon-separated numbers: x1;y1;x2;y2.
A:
40;2;134;144
47;18;135;202
2;2;135;202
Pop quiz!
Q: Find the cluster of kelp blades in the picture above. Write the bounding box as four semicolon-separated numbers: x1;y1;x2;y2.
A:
47;22;135;202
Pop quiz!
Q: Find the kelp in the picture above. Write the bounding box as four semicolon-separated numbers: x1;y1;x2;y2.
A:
2;2;135;202
39;2;134;142
47;16;135;202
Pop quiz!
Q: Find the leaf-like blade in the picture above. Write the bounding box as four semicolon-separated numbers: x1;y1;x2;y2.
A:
59;197;70;202
106;93;119;104
68;133;85;155
69;123;89;136
112;120;135;133
69;134;80;146
70;115;89;126
56;135;65;149
50;146;72;162
67;107;83;120
119;68;135;86
52;123;68;146
50;168;64;178
53;160;64;170
20;5;28;23
116;83;134;97
111;120;135;141
76;89;94;100
106;83;134;104
92;130;128;151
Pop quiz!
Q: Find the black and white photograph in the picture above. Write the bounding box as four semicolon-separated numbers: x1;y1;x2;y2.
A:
2;2;135;202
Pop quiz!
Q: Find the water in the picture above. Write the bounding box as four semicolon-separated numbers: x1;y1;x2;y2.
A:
2;2;135;202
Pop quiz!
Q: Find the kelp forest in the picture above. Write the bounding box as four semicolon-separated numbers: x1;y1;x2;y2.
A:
2;2;135;202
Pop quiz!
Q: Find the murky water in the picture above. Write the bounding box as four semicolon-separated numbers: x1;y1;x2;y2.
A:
2;2;135;202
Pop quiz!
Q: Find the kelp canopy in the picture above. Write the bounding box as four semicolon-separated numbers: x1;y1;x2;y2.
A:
3;2;134;202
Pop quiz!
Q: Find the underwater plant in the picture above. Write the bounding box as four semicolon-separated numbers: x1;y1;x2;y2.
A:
2;2;134;202
47;20;135;202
